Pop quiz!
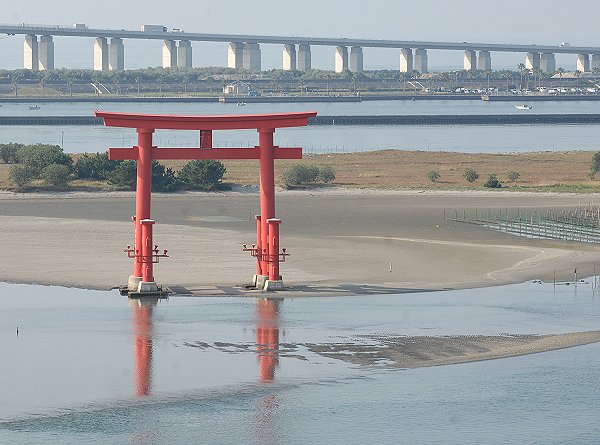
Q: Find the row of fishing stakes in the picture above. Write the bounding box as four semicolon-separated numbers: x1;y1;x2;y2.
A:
95;110;317;296
446;206;600;244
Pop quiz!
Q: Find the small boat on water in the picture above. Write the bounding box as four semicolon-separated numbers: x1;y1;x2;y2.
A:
28;105;40;110
236;102;247;106
515;104;532;110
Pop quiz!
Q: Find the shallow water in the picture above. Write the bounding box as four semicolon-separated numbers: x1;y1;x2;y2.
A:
2;280;600;443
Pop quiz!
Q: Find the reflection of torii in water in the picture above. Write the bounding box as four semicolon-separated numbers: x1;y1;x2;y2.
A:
256;298;280;382
132;299;157;397
253;298;282;443
131;297;279;397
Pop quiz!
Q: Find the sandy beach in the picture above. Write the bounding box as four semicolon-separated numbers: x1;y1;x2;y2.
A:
1;188;599;295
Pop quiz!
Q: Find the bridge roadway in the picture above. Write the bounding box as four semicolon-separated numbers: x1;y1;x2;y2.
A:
1;23;598;54
4;23;600;73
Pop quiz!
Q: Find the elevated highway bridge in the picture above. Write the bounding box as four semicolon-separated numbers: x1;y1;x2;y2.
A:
1;23;598;74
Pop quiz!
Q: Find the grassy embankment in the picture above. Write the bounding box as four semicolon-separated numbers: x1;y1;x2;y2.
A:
1;149;599;192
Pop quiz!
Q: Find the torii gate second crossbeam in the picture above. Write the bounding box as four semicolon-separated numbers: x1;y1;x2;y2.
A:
95;111;317;296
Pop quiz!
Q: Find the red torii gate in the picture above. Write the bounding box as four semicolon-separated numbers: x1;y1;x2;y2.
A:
95;111;317;296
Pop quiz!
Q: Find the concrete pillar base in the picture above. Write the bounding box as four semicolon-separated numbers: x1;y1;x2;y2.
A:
128;275;142;291
254;274;268;289
137;281;159;294
263;280;285;291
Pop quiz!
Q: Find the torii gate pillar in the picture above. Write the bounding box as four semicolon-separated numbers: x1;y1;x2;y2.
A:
128;128;159;294
255;128;285;290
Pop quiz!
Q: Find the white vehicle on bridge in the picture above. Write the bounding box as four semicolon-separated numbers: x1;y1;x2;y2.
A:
140;24;167;32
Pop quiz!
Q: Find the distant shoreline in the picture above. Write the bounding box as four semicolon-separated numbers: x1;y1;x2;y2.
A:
0;93;599;104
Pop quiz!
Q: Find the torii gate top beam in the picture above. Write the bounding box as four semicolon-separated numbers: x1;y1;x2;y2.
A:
95;111;317;130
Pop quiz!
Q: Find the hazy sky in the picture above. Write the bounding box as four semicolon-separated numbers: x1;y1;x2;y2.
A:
1;0;598;71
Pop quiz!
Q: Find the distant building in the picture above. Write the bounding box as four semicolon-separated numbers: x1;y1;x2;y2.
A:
224;80;253;95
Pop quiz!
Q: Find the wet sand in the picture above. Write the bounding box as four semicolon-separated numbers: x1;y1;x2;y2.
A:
1;188;599;296
306;331;600;369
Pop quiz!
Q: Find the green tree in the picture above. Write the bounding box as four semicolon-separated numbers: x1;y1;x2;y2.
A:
427;170;440;182
178;160;227;191
463;167;479;183
9;165;34;189
318;165;336;183
11;71;24;97
0;143;23;164
74;152;120;180
152;161;180;192
517;63;526;89
507;171;521;182
483;174;502;188
483;69;493;89
41;164;71;186
501;70;512;94
16;144;72;176
574;70;582;91
107;160;137;188
590;152;600;178
282;164;320;188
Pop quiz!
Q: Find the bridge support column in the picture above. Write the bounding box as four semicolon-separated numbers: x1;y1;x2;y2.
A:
414;49;428;74
109;38;124;70
177;40;192;68
464;50;476;71
400;48;413;73
94;37;109;71
592;54;600;71
39;35;54;71
282;44;296;70
24;35;38;71
243;43;261;72
525;52;540;70
349;46;363;73
162;40;177;68
228;42;244;69
335;46;348;73
540;53;556;73
298;44;311;71
577;53;590;72
477;50;491;71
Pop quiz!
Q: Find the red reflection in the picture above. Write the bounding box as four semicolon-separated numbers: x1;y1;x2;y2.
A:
256;298;280;382
131;299;156;396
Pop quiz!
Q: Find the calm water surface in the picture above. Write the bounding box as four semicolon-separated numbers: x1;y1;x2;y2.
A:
1;99;599;153
1;280;600;444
